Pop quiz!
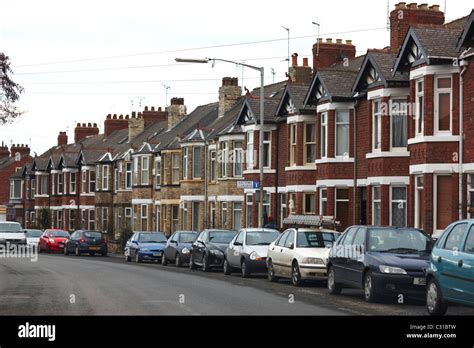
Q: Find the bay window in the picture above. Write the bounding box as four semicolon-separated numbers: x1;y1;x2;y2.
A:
372;186;381;226
57;173;63;194
435;76;452;133
210;150;217;181
233;202;242;230
303;193;316;215
9;180;22;199
263;131;271;168
193;146;202;179
89;170;96;192
391;99;408;149
141;156;149;185
171;153;181;184
372;100;382;151
416;79;424;135
155;158;161;188
290;124;297;164
391;186;407;227
125;162;132;189
233;142;243;177
183;147;189;179
304;123;316;164
70;172;77;194
102;165;109;191
336;110;350;157
221;142;228;178
320;112;328;158
133;157;138;185
246;131;254;169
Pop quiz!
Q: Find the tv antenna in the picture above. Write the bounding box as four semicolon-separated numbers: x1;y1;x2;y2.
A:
162;84;171;106
282;26;290;71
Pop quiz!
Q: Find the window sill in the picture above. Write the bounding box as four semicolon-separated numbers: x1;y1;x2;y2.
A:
407;135;459;145
366;151;410;159
285;165;317;171
315;158;354;164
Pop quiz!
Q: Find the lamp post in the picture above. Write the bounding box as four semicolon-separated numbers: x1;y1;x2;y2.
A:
175;57;265;228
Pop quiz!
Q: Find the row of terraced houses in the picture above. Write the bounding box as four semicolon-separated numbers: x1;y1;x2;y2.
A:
3;3;474;247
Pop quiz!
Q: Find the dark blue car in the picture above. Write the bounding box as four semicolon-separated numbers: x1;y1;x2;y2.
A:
162;231;198;267
125;232;168;263
327;226;433;302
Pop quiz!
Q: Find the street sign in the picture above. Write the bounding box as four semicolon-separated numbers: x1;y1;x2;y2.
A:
237;181;260;189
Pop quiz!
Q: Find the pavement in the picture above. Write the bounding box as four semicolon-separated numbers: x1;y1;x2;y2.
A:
0;252;473;316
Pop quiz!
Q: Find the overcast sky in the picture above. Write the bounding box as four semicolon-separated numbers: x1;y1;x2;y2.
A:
1;0;471;155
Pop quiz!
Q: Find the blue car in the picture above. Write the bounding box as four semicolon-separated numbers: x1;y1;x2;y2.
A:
162;231;198;267
125;232;168;263
426;220;474;315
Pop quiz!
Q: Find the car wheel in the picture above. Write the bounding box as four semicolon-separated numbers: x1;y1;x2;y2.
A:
291;261;303;287
135;251;142;263
363;271;379;303
327;266;342;295
46;244;51;254
75;246;80;256
189;253;196;270
161;253;168;266
125;253;131;262
426;278;448;316
202;253;210;272
223;258;232;275
64;246;69;256
175;253;182;267
241;259;251;278
267;259;279;282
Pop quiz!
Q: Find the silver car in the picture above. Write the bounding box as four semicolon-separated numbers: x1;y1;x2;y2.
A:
224;228;280;278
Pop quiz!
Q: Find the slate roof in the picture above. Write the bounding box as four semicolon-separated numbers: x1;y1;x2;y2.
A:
412;26;463;58
207;98;245;139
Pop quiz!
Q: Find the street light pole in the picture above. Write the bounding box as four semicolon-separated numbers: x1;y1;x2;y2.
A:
175;57;265;228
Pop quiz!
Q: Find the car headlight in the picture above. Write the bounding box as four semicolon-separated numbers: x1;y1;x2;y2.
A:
209;249;223;255
181;248;190;254
140;248;150;253
302;257;325;265
49;238;55;243
379;265;407;274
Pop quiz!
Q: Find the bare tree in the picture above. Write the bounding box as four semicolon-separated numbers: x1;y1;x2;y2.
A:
0;53;24;124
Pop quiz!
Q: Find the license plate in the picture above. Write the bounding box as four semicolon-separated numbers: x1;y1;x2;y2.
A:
90;246;100;250
153;252;162;257
413;277;426;286
59;245;64;248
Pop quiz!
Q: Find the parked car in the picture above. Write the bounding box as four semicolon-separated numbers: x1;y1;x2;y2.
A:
189;229;237;271
0;222;27;247
162;231;198;267
64;230;107;256
39;229;70;253
266;228;340;286
125;232;168;263
224;228;280;277
426;220;474;315
24;229;43;248
327;226;433;302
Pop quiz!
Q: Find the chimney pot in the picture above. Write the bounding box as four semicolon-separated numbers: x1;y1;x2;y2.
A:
346;40;353;45
336;39;343;44
107;114;111;119
430;4;440;11
291;53;298;66
144;106;149;111
326;38;333;43
418;3;428;9
87;122;92;127
317;38;323;43
408;3;417;9
303;57;309;67
158;107;162;111
151;106;155;111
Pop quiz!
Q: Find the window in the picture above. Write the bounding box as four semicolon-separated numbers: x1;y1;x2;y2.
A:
82;170;87;193
40;175;48;195
210;150;217;181
319;189;327;215
391;187;407;227
69;210;76;231
233;142;243;177
117;163;122;190
284;230;295;248
70;172;77;194
435;76;452;133
57;210;62;230
415;176;424;229
280;193;287;228
102;165;109;190
373;100;382;150
193;147;202;179
352;228;366;248
246;131;254;169
341;227;357;246
114;168;118;191
171;153;181;184
289;193;296;215
102;207;108;232
125;207;132;228
233;202;242;230
172;205;179;233
140;157;149;185
336;188;349;230
51;174;55;195
261;192;270;223
192;202;200;231
372;186;381;226
469;174;474;219
391;99;408;149
290;124;297;165
141;205;148;231
133;157;139;185
30;179;36;198
443;223;467;251
182;202;188;229
57;173;63;194
246;194;252;228
88;210;95;230
464;226;474;254
320;112;328;158
221;142;228;178
303;193;316;215
263;131;271;168
89;171;96;192
222;202;228;227
276;231;289;247
155;158;161;188
63;173;67;194
416;79;424;135
210;202;216;228
304;123;316;164
125;163;132;189
336;111;350;157
183;147;189;179
9;180;22;199
156;205;161;232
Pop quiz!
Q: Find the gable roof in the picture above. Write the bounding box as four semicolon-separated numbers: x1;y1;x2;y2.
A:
457;10;474;50
275;83;312;117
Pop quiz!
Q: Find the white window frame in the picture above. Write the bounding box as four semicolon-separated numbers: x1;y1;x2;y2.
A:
210;150;217;182
193;146;202;179
390;186;407;227
102;207;108;232
171;153;181;184
9;180;22;199
415;79;424;136
303;192;316;215
102;165;109;191
222;202;228;227
319;188;327;215
89;170;96;193
70;172;77;194
263;131;271;169
372;100;382;151
141;156;149;185
434;75;452;134
221;142;228;178
304;122;316;164
335;110;350;158
114;168;119;191
320;112;328;158
247;131;254;169
192;201;200;231
390;99;408;151
182;202;188;229
155;157;161;188
30;179;36;198
81;170;87;193
88;209;95;230
232;202;242;230
415;176;424;229
51;173;55;195
372;186;381;226
290;124;297;165
125;162;132;189
156;205;161;232
233;142;243;178
141;204;148;231
183;147;189;179
57;173;63;194
245;194;252;228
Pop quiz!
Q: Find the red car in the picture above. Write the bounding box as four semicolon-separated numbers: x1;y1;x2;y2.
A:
39;229;70;253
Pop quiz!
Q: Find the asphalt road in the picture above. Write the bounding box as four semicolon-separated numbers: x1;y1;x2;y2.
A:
0;253;473;316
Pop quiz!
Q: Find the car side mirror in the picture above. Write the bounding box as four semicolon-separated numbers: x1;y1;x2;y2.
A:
289;242;294;250
427;240;435;252
234;241;242;246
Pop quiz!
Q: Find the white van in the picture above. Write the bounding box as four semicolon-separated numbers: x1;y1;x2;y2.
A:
0;222;27;246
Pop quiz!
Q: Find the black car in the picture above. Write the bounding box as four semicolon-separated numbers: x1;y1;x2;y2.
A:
64;230;107;256
162;231;198;267
189;229;237;272
327;226;433;302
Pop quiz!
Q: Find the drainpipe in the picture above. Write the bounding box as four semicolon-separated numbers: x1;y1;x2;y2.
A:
274;125;279;228
204;140;209;229
353;99;359;225
458;55;469;220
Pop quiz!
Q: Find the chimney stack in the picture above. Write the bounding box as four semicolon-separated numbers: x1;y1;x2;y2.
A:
128;115;145;141
288;53;312;84
167;97;187;128
57;131;68;146
141;106;168;126
218;77;241;117
104;114;129;136
390;2;445;53
10;144;30;157
74;123;99;143
313;38;356;72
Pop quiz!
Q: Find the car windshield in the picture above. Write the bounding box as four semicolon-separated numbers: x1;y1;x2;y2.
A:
368;228;430;253
0;223;22;233
297;231;338;248
179;233;197;243
246;231;280;246
83;231;102;239
209;231;236;244
139;233;167;243
50;231;70;237
25;230;43;237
